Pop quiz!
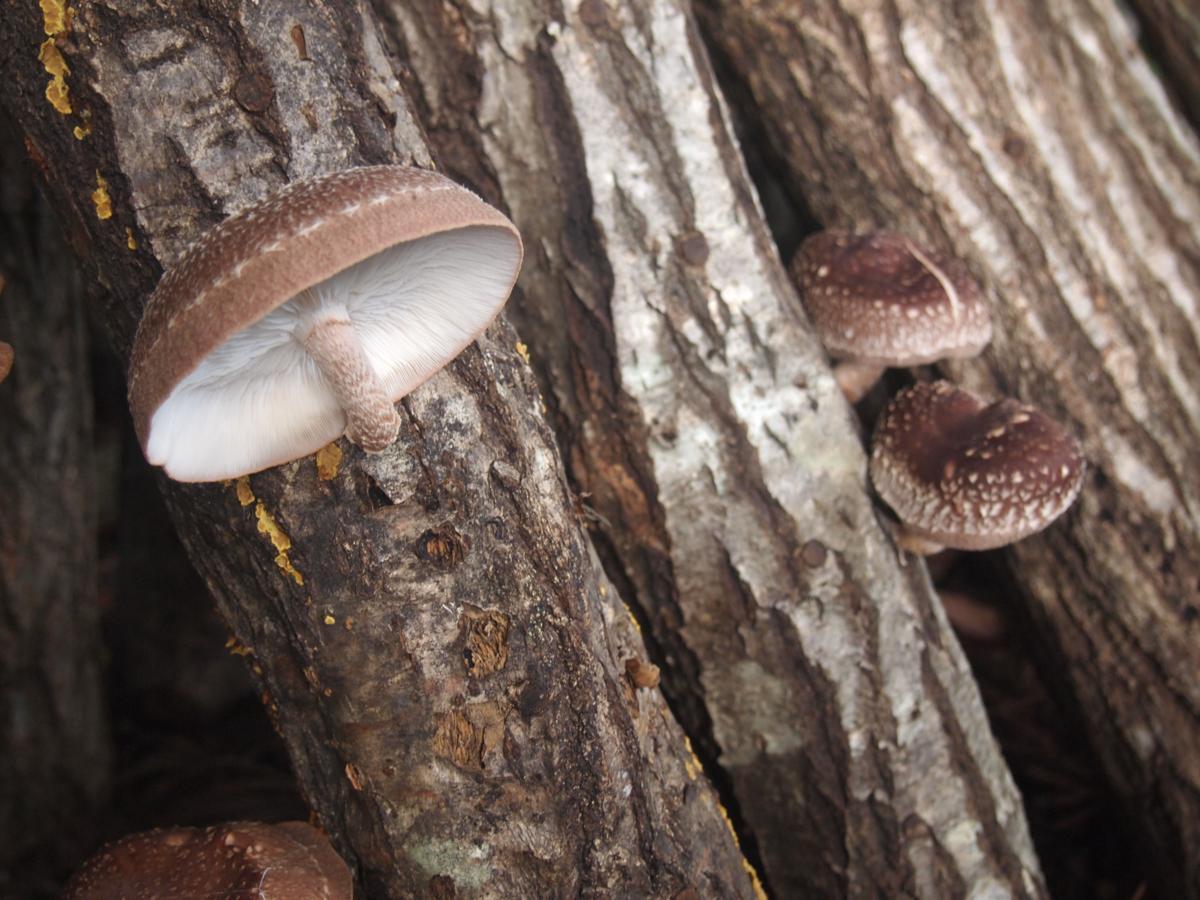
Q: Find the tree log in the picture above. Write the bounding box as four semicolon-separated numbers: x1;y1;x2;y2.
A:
0;3;756;896
0;119;109;895
375;1;1044;895
695;0;1200;894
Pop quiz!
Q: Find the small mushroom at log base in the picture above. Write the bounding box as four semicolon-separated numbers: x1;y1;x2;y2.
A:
128;165;523;482
61;820;352;899
791;230;992;402
870;381;1085;554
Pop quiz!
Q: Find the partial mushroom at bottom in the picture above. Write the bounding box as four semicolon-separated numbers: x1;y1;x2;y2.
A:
60;821;352;900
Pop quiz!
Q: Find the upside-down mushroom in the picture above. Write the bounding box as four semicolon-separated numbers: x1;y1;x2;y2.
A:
128;165;523;482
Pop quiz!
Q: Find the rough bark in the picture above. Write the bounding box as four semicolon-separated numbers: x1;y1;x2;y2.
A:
0;121;109;894
0;3;756;897
375;1;1045;896
695;0;1200;894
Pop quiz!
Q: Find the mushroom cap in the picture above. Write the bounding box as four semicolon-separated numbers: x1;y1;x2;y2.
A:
0;341;11;383
870;381;1085;550
128;165;523;482
61;821;352;899
791;230;992;366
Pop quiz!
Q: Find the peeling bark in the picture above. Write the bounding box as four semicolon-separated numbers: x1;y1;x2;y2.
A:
0;2;755;897
0;121;108;893
375;1;1044;896
696;0;1200;894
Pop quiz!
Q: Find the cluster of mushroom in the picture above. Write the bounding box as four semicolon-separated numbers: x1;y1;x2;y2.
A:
62;821;351;899
129;165;523;482
792;230;1085;554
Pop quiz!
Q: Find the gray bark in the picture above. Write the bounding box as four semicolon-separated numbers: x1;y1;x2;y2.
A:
0;121;109;894
695;0;1200;895
375;1;1045;896
0;2;756;897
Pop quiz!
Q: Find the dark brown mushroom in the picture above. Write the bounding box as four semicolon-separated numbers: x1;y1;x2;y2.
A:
61;820;352;899
791;230;992;401
869;381;1085;554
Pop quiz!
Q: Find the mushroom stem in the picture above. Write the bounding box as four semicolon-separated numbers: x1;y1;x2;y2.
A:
894;527;946;557
303;319;400;452
939;590;1007;642
832;359;886;403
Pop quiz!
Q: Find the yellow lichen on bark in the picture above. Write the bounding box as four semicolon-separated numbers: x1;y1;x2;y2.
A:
235;475;255;506
715;801;768;900
677;724;767;898
254;501;304;585
41;0;70;35
681;733;703;781
91;173;112;219
315;442;342;480
125;228;137;250
38;39;71;115
73;109;92;140
624;602;641;635
224;636;253;657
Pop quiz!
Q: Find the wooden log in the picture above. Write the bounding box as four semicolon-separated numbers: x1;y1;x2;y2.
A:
374;0;1046;895
0;3;756;896
695;0;1200;894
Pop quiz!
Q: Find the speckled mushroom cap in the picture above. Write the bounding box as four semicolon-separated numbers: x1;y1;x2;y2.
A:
61;821;352;899
792;230;992;366
128;165;523;482
870;381;1085;550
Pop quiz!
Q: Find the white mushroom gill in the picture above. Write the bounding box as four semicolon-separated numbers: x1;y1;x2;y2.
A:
147;225;519;481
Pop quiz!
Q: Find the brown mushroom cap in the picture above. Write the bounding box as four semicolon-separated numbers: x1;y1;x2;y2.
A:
791;230;992;366
870;381;1085;550
0;341;11;384
61;821;352;899
128;165;523;482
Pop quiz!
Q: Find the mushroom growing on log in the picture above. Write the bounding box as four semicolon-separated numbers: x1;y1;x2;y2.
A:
870;380;1085;554
128;165;523;482
792;230;992;402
